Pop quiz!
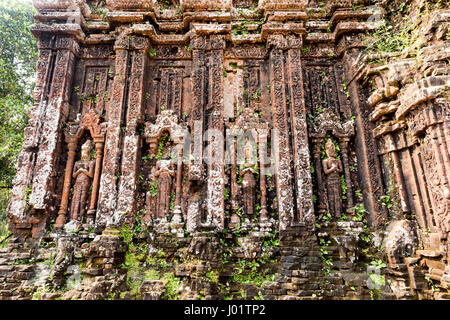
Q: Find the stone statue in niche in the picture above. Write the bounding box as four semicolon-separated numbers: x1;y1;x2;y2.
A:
150;159;176;222
322;139;343;218
70;140;95;222
240;137;257;220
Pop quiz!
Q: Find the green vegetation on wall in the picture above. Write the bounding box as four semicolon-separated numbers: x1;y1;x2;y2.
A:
0;188;10;247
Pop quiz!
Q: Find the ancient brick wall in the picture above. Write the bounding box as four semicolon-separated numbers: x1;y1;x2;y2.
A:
0;0;448;300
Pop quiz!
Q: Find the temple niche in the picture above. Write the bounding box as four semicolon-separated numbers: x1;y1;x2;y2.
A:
309;106;355;220
143;110;186;235
226;108;274;235
55;111;107;230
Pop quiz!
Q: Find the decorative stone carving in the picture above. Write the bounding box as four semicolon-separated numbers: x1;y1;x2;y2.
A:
311;108;355;139
384;220;418;299
144;110;185;157
322;139;344;218
227;107;273;233
144;110;186;233
240;137;257;222
181;0;232;11
150;160;176;223
385;220;417;267
70;140;95;222
55;111;107;229
186;193;202;234
310;108;355;217
48;236;74;288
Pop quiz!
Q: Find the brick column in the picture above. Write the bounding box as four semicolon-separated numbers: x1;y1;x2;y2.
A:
286;41;315;230
269;45;294;231
96;33;132;228
8;35;79;237
116;37;150;225
206;37;226;232
342;47;388;228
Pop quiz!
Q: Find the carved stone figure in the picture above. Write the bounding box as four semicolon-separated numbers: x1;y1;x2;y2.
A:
385;220;417;267
70;140;95;222
48;236;74;288
241;169;256;218
241;137;257;219
150;159;176;220
322;139;343;218
384;220;417;299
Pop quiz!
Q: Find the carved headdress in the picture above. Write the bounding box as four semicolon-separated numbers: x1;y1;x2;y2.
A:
325;139;337;157
81;139;94;154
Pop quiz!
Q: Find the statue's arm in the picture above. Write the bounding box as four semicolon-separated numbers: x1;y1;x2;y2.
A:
73;163;89;178
322;159;332;174
87;161;95;179
73;163;81;178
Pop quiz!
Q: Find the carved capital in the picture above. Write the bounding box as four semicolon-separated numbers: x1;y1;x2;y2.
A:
144;110;186;156
80;110;107;139
311;108;355;139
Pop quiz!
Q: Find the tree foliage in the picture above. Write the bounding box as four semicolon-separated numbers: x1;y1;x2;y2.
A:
0;0;37;239
0;188;10;246
0;0;37;188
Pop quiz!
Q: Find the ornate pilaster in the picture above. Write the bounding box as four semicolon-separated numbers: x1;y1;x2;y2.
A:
268;42;295;231
268;34;314;231
206;37;226;232
190;35;226;232
116;37;150;224
188;37;206;183
30;37;78;211
83;113;107;224
286;40;315;230
339;138;354;212
8;35;79;237
343;47;388;228
258;129;269;223
96;32;132;228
